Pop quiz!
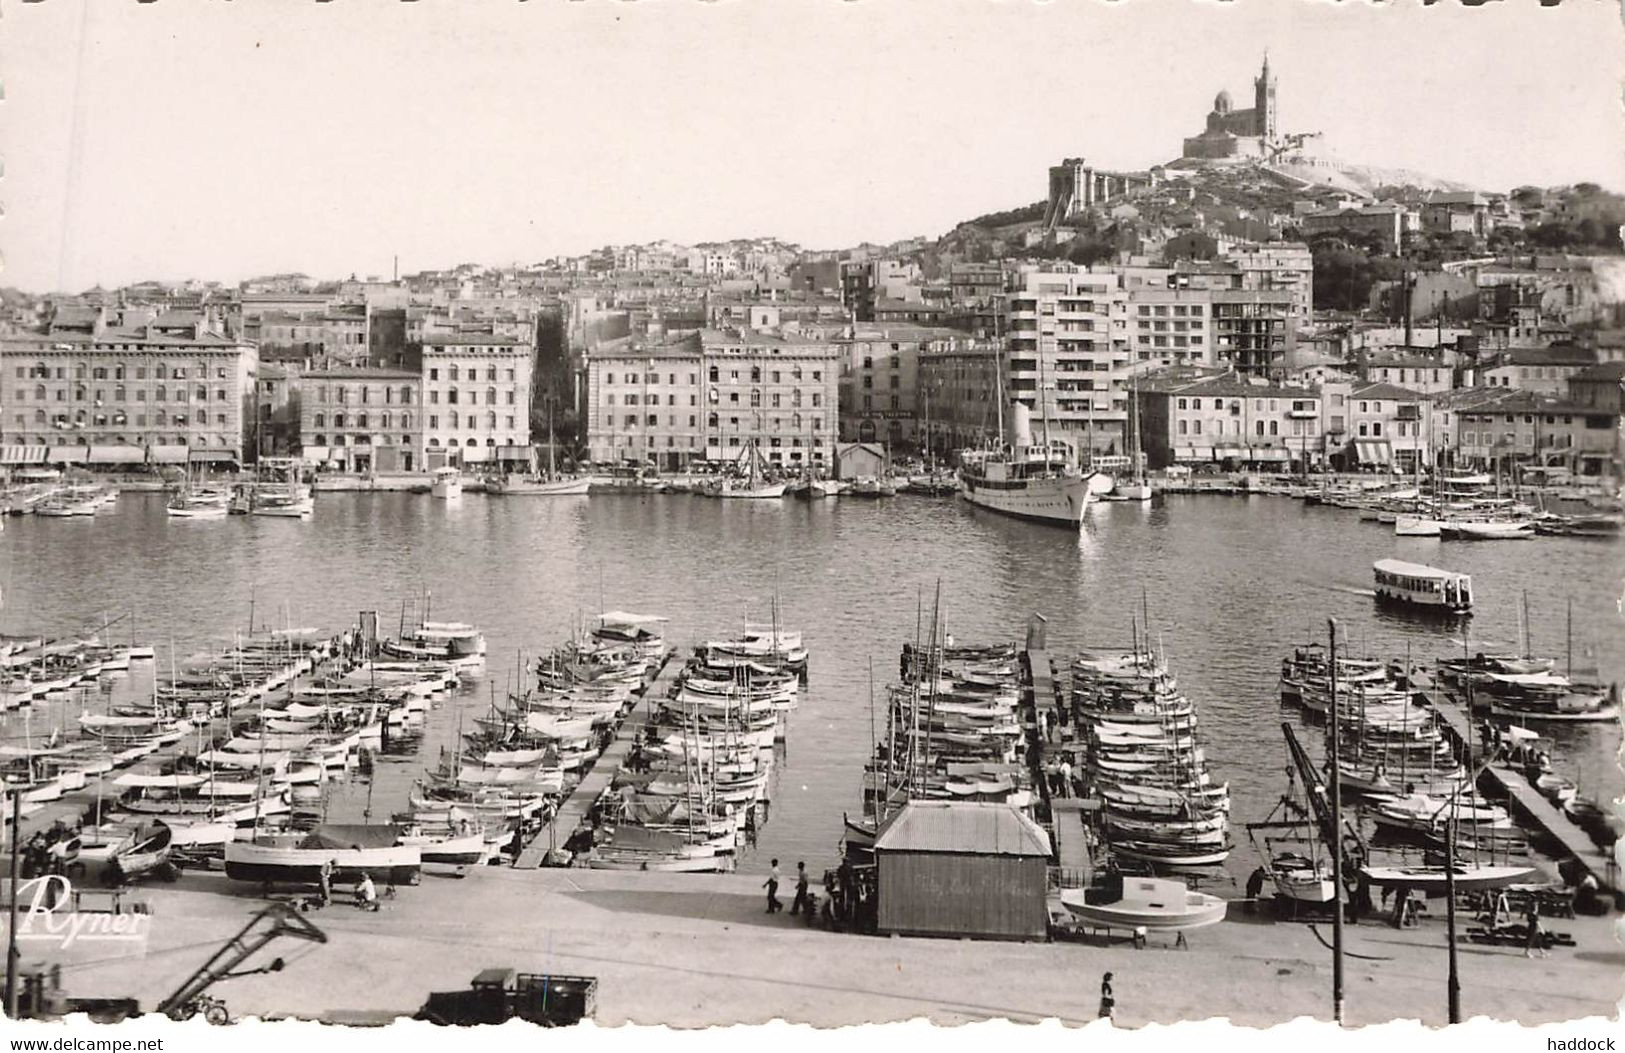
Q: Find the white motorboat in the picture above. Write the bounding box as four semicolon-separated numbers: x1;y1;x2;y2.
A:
1060;876;1228;931
1360;863;1539;892
431;467;464;500
1394;514;1441;537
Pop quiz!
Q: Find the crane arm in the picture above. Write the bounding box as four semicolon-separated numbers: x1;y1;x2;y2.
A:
155;904;327;1017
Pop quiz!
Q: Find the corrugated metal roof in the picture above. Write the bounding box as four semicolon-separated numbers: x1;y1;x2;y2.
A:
873;801;1052;857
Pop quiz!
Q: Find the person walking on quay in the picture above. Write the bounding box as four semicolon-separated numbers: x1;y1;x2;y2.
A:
764;858;783;914
1098;972;1115;1021
791;861;811;916
1058;757;1074;798
1525;903;1549;959
1245;866;1267;912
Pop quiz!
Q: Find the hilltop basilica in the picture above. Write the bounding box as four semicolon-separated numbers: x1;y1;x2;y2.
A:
1181;53;1281;162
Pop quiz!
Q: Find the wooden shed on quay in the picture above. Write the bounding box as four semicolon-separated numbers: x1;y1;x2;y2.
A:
873;800;1053;941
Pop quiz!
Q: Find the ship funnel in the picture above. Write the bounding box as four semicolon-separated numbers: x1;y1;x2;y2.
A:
1009;400;1033;449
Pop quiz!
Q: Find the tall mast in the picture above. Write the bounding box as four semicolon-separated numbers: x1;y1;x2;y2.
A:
1327;617;1346;1026
994;300;1006;446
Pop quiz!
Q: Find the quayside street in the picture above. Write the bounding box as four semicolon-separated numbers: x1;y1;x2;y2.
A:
42;867;1624;1028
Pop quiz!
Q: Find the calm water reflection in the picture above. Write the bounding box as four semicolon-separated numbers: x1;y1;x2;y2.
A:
2;491;1620;880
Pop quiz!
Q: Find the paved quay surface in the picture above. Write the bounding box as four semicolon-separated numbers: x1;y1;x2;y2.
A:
43;867;1624;1028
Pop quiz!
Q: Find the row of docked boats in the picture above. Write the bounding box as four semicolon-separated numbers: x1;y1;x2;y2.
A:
1;632;155;712
1071;642;1232;869
853;639;1029;833
588;617;808;871
1303;472;1622;539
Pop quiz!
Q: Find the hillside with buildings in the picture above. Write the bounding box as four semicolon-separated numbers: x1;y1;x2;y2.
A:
1;48;1621;486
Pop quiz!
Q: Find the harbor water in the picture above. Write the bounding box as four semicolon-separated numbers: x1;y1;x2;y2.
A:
2;490;1621;885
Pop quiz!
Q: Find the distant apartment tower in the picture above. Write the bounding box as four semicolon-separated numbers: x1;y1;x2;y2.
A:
1004;265;1134;457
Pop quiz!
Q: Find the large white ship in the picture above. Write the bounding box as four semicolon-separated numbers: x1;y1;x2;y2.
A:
959;403;1094;528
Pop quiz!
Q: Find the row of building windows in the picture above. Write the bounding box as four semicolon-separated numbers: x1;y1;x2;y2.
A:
426;389;515;405
601;413;824;432
314;385;415;405
425;366;518;382
311;413;414;429
15;362;232;381
4;422;235;446
13;409;229;426
423;414;518;430
1177;418;1320;437
12;385;229;403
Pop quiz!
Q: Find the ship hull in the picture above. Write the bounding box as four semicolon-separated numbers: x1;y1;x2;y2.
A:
959;475;1091;528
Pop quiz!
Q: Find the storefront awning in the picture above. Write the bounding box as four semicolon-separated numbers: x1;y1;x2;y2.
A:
1214;446;1247;460
189;450;239;464
496;445;532;459
0;446;48;466
45;446;88;465
461;446;492;463
300;446;330;462
1173;446;1214;462
1251;447;1290;462
1353;440;1392;465
88;445;146;465
149;446;189;465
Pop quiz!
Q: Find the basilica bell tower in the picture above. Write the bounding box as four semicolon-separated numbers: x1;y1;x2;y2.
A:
1254;52;1277;142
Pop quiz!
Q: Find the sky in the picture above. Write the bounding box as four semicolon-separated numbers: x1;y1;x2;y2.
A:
3;0;1623;293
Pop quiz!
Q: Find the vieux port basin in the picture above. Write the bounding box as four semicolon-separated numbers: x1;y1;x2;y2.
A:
0;468;1620;1028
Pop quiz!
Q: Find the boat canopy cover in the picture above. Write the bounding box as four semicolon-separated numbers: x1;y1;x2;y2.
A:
114;773;206;789
605;825;693;852
300;824;402;850
1373;559;1464;581
595;611;670;626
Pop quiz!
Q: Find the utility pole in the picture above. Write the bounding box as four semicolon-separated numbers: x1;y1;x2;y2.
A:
1445;800;1462;1023
6;790;21;1019
1327;617;1346;1026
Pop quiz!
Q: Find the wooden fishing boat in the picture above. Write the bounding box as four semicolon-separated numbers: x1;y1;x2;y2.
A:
110;821;176;884
225;825;422;885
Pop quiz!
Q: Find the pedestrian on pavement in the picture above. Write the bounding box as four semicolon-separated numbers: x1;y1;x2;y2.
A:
1098;972;1115;1020
764;858;782;914
1524;903;1548;958
791;861;811;916
1059;758;1074;798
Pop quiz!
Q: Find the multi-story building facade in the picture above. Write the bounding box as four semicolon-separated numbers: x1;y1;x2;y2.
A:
298;367;422;473
916;338;1003;453
1135;371;1321;470
584;327;840;471
700;328;839;468
1478;346;1598;396
247;305;370;366
0;311;257;468
1321;381;1432;471
584;336;704;469
1126;289;1215;369
1363;355;1453;395
420;333;533;469
1210;290;1296;377
1005;265;1133;458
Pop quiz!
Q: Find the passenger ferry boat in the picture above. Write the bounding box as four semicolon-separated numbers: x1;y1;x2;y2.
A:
1372;559;1472;615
